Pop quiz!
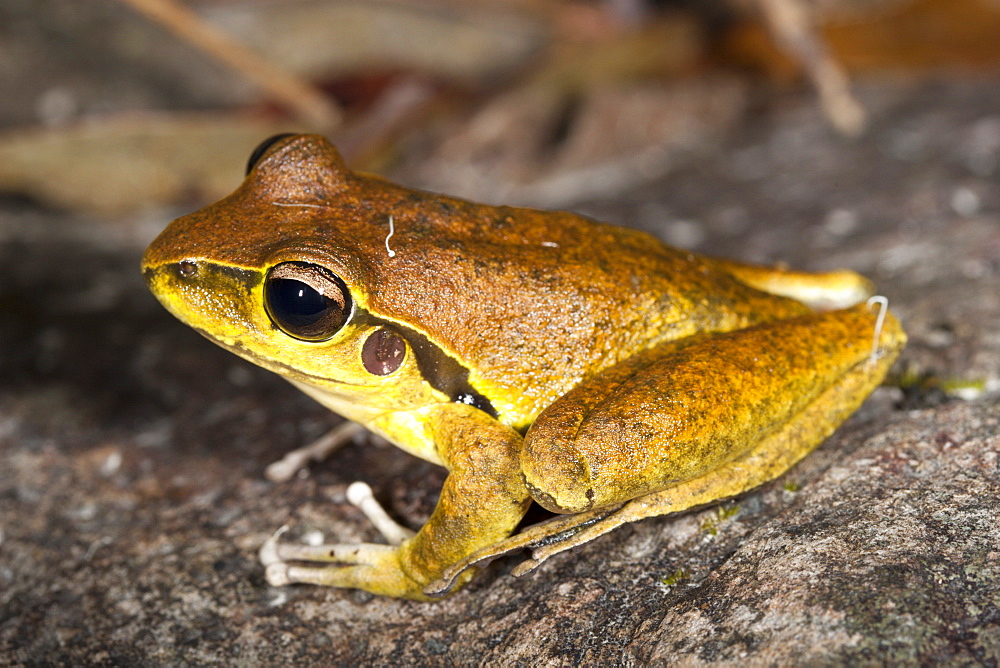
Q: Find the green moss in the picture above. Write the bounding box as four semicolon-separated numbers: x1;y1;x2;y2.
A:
659;567;690;587
701;503;740;535
896;370;987;400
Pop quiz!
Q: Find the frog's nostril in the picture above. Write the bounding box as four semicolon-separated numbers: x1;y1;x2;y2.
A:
178;260;198;278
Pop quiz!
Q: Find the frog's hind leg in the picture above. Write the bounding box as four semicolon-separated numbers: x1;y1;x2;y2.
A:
425;503;624;595
710;257;875;310
434;335;896;588
513;339;893;574
431;301;905;594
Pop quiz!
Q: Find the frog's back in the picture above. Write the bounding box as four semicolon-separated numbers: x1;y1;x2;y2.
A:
149;134;810;426
346;177;810;424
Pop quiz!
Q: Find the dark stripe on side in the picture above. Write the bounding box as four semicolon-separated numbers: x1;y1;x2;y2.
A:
354;309;498;417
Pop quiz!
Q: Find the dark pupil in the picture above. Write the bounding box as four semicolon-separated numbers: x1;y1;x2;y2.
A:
265;275;347;341
266;278;328;327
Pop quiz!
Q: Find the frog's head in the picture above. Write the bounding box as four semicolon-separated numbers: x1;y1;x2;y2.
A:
141;134;448;420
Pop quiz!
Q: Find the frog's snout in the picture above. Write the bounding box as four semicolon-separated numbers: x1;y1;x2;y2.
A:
141;261;189;322
143;258;200;283
141;257;201;314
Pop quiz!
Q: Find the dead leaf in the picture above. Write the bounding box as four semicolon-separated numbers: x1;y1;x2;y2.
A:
0;114;301;217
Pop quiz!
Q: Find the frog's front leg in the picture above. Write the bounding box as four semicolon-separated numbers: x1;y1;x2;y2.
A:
261;406;531;600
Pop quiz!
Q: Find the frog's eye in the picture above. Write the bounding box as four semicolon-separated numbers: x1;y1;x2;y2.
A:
264;262;352;341
246;133;297;174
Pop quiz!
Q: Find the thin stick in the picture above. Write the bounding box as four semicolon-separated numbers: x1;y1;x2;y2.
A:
755;0;866;136
866;295;888;364
384;215;397;258
119;0;342;130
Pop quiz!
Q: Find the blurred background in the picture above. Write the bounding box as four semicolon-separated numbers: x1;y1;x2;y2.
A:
6;0;1000;222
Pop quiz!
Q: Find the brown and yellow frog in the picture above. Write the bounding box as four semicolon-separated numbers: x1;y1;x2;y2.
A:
142;134;905;600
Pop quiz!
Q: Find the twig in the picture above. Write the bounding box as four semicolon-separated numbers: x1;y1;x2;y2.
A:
755;0;866;136
118;0;342;131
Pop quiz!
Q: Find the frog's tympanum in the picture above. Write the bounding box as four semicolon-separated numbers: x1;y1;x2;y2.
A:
143;134;905;600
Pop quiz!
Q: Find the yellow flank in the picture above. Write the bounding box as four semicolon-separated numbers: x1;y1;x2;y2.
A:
142;134;906;600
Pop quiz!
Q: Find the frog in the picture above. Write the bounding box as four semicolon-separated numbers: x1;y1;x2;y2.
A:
142;133;906;600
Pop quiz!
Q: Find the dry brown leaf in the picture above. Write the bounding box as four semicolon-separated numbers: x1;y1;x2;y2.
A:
0;114;301;217
727;0;1000;75
200;0;546;84
826;0;1000;70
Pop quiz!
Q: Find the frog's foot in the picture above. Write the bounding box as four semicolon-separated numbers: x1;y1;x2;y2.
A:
711;257;875;310
259;481;427;597
260;526;394;585
425;505;621;596
259;534;427;597
265;421;365;482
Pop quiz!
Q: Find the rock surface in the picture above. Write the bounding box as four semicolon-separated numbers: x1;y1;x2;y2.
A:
2;72;1000;666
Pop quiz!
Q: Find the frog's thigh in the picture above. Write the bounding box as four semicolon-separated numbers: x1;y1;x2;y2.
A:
521;341;898;567
711;257;875;310
520;303;905;515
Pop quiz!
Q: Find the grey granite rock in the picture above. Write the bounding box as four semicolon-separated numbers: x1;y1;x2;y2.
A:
2;74;999;664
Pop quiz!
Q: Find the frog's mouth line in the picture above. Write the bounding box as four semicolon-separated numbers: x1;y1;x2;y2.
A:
190;325;366;390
